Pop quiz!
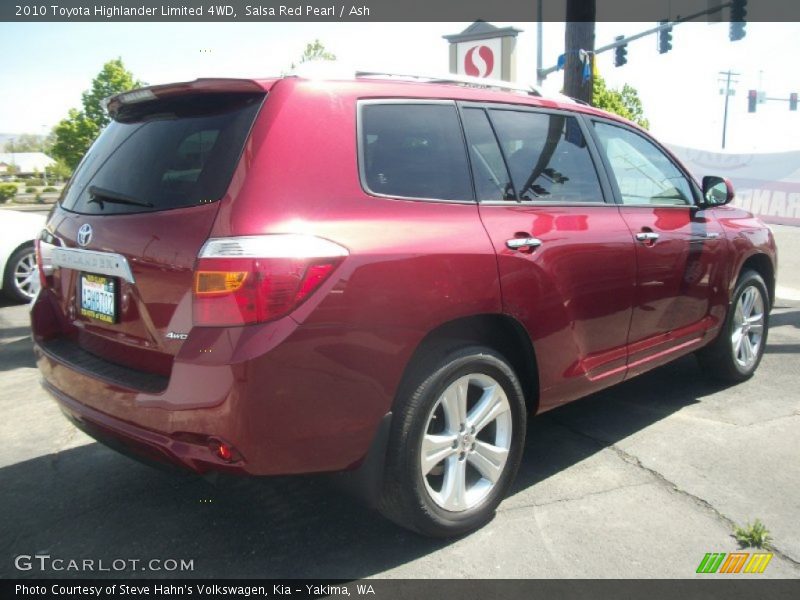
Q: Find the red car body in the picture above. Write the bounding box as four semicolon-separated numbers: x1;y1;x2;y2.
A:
31;76;777;487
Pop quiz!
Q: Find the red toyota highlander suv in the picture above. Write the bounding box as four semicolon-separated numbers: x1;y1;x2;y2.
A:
31;74;777;537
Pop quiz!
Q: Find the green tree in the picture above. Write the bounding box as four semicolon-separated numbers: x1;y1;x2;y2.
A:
51;109;100;171
49;159;73;182
51;59;142;170
4;134;47;153
289;39;336;71
42;130;57;154
0;183;17;204
592;76;649;129
81;58;143;129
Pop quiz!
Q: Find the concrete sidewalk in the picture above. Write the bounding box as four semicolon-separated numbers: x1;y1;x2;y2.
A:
772;225;800;301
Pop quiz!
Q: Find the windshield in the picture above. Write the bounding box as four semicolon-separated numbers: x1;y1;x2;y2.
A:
60;92;264;215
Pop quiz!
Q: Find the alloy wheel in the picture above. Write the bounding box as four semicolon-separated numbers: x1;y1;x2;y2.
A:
731;284;765;370
13;249;39;301
420;373;512;512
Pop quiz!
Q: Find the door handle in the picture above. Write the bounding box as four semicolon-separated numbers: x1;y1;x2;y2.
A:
635;232;660;243
506;237;543;250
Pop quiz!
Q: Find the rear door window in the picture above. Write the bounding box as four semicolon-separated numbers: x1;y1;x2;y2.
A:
461;107;514;201
61;93;264;215
489;109;604;203
360;103;473;201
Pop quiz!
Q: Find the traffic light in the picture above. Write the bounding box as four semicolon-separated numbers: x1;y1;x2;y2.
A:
748;89;757;113
614;36;627;67
730;0;747;41
658;21;673;54
791;93;798;111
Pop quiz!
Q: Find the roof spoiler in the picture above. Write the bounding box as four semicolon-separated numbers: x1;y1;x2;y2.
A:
104;78;268;118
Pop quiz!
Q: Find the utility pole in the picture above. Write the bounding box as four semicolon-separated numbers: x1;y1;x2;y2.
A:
719;70;740;149
536;0;543;86
564;1;596;104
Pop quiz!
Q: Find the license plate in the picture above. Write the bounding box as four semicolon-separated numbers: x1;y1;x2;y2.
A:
79;273;117;323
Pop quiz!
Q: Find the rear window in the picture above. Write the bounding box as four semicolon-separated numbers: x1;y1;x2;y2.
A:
360;103;473;201
60;92;264;215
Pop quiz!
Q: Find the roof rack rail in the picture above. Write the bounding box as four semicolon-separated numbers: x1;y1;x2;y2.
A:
355;70;544;97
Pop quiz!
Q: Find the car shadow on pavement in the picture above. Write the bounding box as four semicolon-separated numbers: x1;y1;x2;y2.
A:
0;297;28;309
0;354;732;580
0;440;448;580
0;330;37;371
511;355;723;498
768;308;800;329
0;338;36;371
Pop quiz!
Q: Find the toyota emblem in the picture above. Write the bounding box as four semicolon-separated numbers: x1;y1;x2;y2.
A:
77;223;93;247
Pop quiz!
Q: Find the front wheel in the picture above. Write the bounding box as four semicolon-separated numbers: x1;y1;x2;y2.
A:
697;269;769;382
378;346;527;537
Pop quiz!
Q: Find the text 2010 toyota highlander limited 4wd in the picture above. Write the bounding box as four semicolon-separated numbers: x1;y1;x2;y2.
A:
31;74;777;537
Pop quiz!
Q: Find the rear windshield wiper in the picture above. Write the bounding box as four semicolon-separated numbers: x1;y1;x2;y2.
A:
87;185;154;209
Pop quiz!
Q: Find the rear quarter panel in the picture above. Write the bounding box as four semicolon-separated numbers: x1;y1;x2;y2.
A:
202;79;502;473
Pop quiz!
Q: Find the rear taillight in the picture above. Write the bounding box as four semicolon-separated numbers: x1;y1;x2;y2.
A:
34;239;45;290
35;232;55;290
192;235;348;327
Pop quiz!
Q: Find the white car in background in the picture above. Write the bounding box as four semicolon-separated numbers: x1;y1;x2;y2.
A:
0;209;46;303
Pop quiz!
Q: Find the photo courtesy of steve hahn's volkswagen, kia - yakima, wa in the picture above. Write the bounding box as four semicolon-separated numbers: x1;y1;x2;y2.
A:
32;70;776;537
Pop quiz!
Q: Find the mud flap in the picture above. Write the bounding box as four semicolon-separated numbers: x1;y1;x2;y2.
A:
328;412;392;508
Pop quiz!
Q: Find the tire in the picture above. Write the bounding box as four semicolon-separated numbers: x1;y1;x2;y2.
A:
697;269;769;383
3;243;39;303
378;345;527;537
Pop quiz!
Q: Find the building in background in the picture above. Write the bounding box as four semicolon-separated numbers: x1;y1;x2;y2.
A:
0;152;55;177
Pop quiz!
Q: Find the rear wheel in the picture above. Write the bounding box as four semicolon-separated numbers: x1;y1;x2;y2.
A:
697;269;769;382
379;346;527;537
3;244;39;303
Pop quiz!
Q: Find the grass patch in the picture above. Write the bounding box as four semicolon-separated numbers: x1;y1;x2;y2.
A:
734;519;772;549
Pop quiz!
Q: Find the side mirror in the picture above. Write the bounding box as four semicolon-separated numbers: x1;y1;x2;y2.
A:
701;175;735;208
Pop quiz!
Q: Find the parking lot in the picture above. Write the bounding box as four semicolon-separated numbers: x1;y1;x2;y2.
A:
1;224;798;579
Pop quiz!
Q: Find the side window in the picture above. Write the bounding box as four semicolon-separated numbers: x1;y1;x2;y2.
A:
489;109;604;203
461;108;514;201
360;103;472;201
593;121;693;206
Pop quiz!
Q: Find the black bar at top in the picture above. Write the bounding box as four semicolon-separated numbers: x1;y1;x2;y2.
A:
1;0;796;23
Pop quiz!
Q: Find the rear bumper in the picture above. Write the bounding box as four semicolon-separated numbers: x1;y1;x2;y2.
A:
32;324;405;478
42;378;248;475
31;281;415;478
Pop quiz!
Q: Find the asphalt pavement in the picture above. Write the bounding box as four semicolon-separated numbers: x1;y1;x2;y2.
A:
0;226;798;579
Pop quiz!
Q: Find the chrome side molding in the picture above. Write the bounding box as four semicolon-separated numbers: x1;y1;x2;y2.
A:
50;247;136;284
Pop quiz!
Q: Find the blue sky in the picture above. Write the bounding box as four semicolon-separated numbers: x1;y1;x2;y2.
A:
1;21;799;153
